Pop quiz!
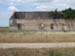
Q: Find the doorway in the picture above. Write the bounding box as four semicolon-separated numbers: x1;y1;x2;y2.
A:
17;24;22;30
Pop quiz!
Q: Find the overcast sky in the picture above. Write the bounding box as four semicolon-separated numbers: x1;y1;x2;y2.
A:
0;0;75;27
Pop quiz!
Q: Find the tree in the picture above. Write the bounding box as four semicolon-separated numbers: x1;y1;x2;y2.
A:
62;8;75;19
49;8;75;19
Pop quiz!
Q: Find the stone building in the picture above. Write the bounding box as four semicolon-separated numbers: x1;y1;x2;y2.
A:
9;11;75;31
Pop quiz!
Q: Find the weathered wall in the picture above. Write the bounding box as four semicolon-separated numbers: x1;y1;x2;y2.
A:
9;19;75;31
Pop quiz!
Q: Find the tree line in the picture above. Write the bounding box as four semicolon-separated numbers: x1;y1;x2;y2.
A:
49;8;75;19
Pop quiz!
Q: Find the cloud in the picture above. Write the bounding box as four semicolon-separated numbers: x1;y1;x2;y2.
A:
36;5;49;11
6;0;55;11
35;0;54;3
8;5;18;11
1;0;75;11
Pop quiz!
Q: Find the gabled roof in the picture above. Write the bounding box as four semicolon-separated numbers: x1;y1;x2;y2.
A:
10;11;50;19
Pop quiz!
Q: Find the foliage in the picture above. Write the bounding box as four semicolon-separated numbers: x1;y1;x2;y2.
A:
49;8;75;19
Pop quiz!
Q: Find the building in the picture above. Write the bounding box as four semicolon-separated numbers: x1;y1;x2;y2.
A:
9;11;75;31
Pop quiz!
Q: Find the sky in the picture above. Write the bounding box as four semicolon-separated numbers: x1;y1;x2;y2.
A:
0;0;75;27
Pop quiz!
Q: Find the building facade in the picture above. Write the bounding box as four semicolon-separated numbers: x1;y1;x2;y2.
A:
9;11;75;31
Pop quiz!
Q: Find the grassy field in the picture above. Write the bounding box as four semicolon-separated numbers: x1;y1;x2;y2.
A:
0;48;75;56
0;31;75;43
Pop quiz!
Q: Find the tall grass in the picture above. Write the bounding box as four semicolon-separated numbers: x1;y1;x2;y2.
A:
0;48;75;56
0;32;75;43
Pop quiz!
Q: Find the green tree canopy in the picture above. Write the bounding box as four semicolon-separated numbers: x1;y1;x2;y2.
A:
49;8;75;19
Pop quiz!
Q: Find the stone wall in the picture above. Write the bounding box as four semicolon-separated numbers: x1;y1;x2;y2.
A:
9;19;75;31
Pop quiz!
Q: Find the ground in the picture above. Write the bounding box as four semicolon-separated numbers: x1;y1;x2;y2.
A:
0;30;75;56
0;31;75;43
0;48;75;56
